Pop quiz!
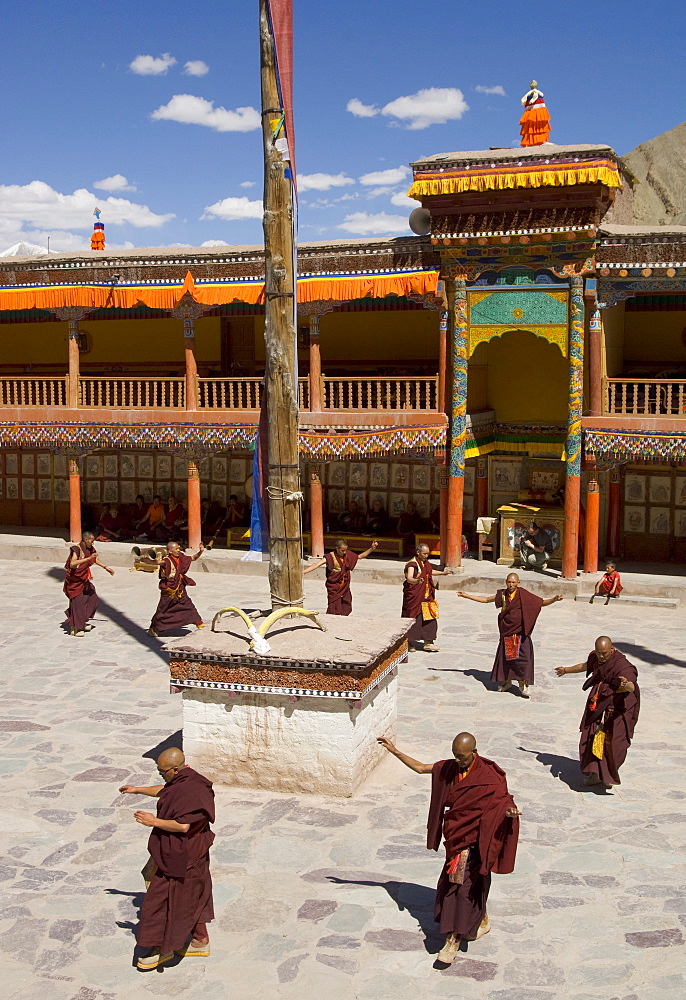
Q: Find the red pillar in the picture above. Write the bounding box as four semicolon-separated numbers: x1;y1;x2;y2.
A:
476;457;488;518
607;466;621;557
588;307;602;417
583;478;600;574
187;459;202;549
67;321;81;409
445;476;464;567
184;326;198;411
309;470;324;557
68;457;81;542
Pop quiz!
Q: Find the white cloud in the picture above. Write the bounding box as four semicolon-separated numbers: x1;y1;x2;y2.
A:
0;216;136;254
475;85;506;96
346;97;379;118
151;94;260;132
239;180;256;188
298;172;355;193
184;60;209;77
201;196;263;221
0;181;174;232
337;212;409;236
390;191;420;208
93;173;136;193
358;165;410;186
201;239;229;247
381;87;469;129
129;53;177;76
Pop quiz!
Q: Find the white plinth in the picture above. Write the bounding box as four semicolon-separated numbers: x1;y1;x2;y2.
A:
182;673;397;797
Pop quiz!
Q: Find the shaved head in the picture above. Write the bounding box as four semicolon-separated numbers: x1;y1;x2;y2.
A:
157;747;185;782
452;732;477;771
506;573;519;591
594;635;614;664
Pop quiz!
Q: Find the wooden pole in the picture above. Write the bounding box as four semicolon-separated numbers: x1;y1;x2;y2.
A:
562;275;585;579
583;478;600;574
260;0;303;609
171;296;205;411
308;315;322;411
68;456;81;542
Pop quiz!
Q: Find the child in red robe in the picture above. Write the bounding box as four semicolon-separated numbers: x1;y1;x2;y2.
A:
591;562;623;604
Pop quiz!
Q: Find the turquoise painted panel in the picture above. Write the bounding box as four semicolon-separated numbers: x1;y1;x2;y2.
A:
470;291;567;327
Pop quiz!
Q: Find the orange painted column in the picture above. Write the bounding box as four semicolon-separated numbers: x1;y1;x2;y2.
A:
445;277;468;568
309;470;324;557
68;457;81;542
562;275;585;579
308;316;322;411
583;478;600;574
184;329;198;411
476;457;488;517
607;466;621;557
187;459;202;549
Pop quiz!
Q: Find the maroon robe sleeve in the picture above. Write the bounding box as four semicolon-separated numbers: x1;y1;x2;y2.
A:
475;760;520;875
427;759;458;851
519;588;544;636
148;768;215;877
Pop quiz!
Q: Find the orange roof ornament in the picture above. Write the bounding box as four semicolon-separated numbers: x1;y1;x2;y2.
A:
91;206;105;251
519;80;551;147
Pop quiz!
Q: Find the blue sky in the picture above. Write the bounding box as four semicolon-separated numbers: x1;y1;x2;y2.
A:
2;0;684;254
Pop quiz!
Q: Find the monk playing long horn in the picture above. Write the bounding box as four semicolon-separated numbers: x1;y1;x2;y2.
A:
458;573;562;698
555;635;640;788
378;732;520;966
119;748;215;971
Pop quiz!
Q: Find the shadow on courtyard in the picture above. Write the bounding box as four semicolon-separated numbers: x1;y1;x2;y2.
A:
46;566;182;663
517;746;610;794
614;641;686;670
326;876;442;953
143;730;183;759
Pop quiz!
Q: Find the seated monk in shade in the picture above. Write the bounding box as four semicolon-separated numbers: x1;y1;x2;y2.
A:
365;497;390;536
136;495;166;540
402;543;453;652
458;573;562;698
161;496;185;542
63;531;114;637
119;748;215;971
555;635;640;788
303;538;378;615
377;733;520;966
99;504;127;542
148;540;205;637
225;494;246;528
337;499;365;534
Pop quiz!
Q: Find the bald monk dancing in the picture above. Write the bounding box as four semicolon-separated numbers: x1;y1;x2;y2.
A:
458;573;562;697
378;733;520;966
402;543;454;652
63;530;115;637
303;538;378;615
119;749;215;971
148;540;205;637
555;635;640;788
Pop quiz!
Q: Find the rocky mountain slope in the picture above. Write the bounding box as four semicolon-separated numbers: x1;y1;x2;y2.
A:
623;121;686;226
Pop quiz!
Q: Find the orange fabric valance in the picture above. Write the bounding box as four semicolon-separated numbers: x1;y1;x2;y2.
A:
0;269;440;313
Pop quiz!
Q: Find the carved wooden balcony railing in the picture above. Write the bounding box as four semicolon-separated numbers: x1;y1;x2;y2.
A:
0;377;66;407
322;375;439;411
79;377;186;409
197;378;310;410
604;378;686;417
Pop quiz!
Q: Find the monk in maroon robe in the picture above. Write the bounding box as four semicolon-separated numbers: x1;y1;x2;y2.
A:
148;540;205;637
556;635;640;787
303;538;378;615
63;531;115;636
119;748;215;970
402;543;454;652
378;732;520;966
458;573;563;697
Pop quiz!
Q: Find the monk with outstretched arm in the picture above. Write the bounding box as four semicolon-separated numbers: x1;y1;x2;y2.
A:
378;732;520;966
303;538;378;615
148;541;205;637
119;748;215;971
555;635;640;787
458;573;562;698
63;530;115;637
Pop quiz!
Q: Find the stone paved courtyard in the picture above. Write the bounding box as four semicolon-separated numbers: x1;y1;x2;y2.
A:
2;557;685;1000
